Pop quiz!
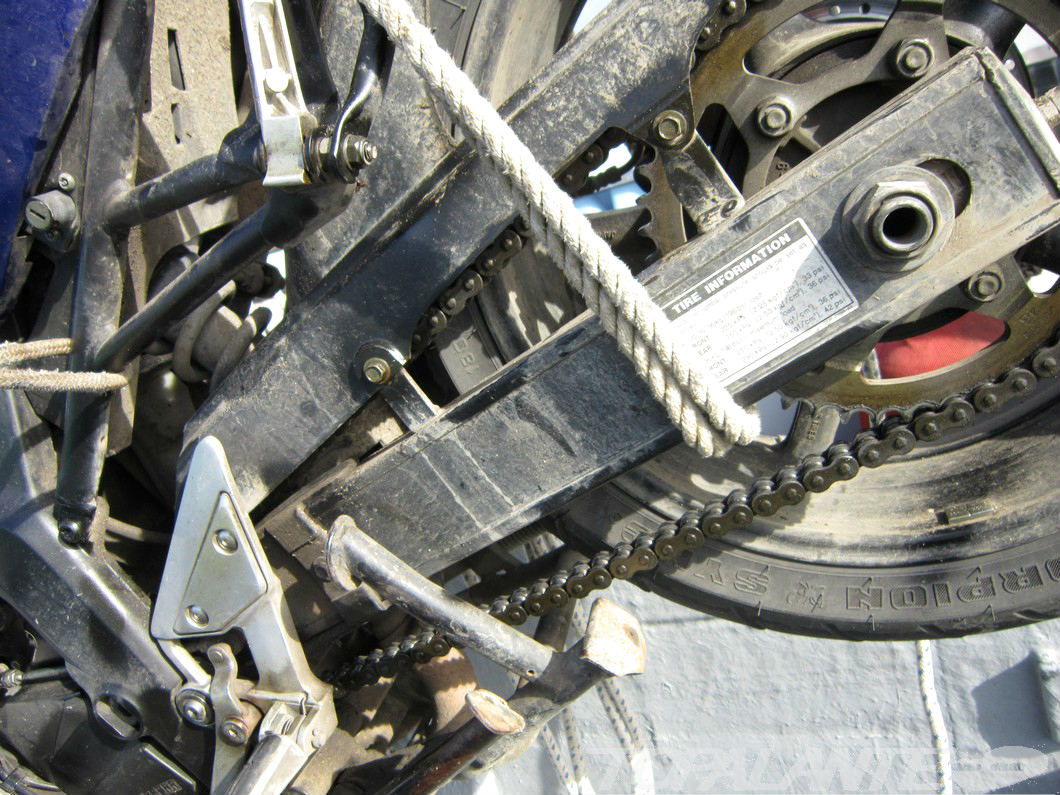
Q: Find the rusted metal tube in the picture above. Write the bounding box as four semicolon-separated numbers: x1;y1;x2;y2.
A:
327;516;554;680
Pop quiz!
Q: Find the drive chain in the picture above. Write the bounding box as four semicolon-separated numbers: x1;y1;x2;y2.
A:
330;335;1059;689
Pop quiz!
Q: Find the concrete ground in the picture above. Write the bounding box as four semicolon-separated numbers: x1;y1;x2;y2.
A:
443;581;1060;794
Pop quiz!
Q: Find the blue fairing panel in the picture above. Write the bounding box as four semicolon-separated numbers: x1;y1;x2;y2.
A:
0;0;98;292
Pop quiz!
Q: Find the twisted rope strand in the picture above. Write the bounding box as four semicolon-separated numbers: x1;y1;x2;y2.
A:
0;339;127;393
360;0;759;456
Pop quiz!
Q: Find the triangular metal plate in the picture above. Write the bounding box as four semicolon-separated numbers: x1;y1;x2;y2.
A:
151;437;270;640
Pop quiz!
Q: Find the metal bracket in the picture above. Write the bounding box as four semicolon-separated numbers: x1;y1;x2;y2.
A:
152;436;336;794
236;0;314;186
657;131;744;232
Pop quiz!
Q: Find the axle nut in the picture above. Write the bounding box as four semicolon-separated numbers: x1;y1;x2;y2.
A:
843;166;956;272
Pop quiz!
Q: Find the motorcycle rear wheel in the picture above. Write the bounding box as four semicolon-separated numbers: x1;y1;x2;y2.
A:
416;0;1060;639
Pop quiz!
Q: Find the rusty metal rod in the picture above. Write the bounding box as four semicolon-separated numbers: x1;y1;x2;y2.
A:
327;516;555;680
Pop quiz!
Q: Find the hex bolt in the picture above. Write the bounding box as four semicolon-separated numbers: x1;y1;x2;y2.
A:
214;529;238;553
57;172;76;192
220;717;249;746
868;195;936;257
894;38;933;79
756;98;795;138
311;555;332;582
186;605;209;626
363;356;392;385
176;690;213;727
652;110;688;147
965;270;1003;302
339;135;378;169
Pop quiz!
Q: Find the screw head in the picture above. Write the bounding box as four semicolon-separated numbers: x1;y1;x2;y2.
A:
965;270;1003;302
57;172;76;191
652;110;688;147
214;529;238;553
58;518;87;546
186;605;209;627
363;356;392;385
220;717;249;746
894;38;933;79
177;691;213;727
756;98;794;137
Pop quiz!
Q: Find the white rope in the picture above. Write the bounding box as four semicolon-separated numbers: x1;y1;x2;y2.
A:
0;338;127;393
598;679;655;795
560;708;597;795
915;640;954;795
359;0;759;457
541;722;581;795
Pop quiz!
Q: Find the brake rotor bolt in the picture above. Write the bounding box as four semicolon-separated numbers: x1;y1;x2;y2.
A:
723;0;738;14
980;392;998;409
652;110;688;147
1036;355;1058;377
756;98;794;137
220;717;248;746
363;357;392;385
894;38;933;79
952;407;970;423
1012;375;1030;392
214;529;237;553
186;605;209;626
965;270;1003;302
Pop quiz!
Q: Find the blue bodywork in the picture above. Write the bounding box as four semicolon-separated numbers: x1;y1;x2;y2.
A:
0;0;98;290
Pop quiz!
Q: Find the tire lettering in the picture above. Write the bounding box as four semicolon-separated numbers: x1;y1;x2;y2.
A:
1001;566;1042;593
733;569;769;595
846;586;883;610
956;576;995;602
889;586;927;609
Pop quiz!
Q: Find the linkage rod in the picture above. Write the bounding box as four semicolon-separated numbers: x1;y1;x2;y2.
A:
104;123;265;233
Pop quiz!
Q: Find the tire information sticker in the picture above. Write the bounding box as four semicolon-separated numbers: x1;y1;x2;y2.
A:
663;218;857;384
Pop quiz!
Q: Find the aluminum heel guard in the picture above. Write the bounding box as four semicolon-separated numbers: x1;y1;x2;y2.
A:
152;437;336;794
